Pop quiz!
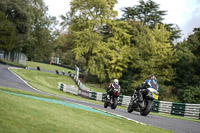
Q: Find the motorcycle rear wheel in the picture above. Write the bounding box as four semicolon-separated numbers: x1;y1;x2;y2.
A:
111;97;118;109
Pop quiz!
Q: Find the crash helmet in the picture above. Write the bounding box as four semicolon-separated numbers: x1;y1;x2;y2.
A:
114;79;119;84
149;75;156;80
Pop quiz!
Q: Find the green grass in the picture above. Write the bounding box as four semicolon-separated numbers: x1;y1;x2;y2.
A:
0;86;62;101
84;83;107;93
27;61;107;93
11;68;77;94
0;59;26;68
0;91;173;133
10;68;107;105
26;61;76;74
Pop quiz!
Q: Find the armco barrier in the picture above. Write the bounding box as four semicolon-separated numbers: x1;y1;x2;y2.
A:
171;103;186;116
158;101;172;114
58;82;64;91
184;103;200;119
58;82;200;119
152;100;160;113
102;94;106;102
91;92;97;100
96;92;103;101
58;82;78;95
79;89;91;98
121;95;131;107
118;95;123;106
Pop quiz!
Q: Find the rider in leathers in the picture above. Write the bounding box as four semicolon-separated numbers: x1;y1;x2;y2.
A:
106;79;121;100
135;75;159;102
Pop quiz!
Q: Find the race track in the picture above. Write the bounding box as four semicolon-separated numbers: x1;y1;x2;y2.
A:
0;64;199;133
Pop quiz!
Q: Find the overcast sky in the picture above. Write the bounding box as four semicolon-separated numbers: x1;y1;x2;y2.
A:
44;0;200;40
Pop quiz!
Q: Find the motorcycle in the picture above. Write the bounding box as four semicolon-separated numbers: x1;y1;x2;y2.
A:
127;88;159;116
104;88;120;109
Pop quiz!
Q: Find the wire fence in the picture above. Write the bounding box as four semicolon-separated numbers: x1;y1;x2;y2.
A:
0;50;27;66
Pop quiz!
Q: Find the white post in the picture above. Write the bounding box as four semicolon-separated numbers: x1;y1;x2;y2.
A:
76;66;79;81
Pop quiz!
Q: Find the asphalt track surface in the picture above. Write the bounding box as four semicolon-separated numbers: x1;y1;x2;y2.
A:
0;64;199;133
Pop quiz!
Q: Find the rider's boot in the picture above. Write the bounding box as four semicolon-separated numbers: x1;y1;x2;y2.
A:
107;94;110;100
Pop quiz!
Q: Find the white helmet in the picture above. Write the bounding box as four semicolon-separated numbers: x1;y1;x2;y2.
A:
114;79;119;84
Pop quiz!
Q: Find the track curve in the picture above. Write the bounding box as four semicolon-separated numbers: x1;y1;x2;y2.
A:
0;64;199;133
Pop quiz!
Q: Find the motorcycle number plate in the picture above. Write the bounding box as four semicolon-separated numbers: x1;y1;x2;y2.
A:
152;93;158;100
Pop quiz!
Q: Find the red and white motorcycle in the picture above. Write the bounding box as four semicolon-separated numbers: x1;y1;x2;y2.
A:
104;88;120;109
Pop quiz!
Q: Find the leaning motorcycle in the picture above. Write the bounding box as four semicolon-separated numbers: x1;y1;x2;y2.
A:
127;88;159;116
104;89;120;109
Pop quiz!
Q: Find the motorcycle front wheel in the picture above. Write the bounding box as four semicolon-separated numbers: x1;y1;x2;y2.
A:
140;100;154;116
104;101;108;108
127;103;134;113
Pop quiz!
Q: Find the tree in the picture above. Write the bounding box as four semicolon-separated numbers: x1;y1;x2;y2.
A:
118;21;176;96
151;24;176;81
23;0;58;61
121;0;166;28
0;12;16;51
66;0;118;80
174;27;200;103
121;0;181;43
69;0;117;31
0;0;30;51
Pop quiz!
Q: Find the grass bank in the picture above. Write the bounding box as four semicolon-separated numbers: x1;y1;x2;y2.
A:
26;61;76;74
10;68;106;106
26;61;107;93
0;90;173;133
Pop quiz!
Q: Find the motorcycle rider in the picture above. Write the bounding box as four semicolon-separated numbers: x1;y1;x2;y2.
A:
106;79;121;100
135;75;159;102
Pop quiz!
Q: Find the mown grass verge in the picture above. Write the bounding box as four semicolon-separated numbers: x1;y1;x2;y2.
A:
27;61;107;93
0;59;26;68
10;68;106;106
0;86;61;101
26;61;76;74
0;90;173;133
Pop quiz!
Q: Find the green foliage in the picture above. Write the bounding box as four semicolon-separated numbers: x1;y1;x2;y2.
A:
114;21;177;96
121;0;181;43
23;0;58;61
129;23;176;87
0;12;16;51
121;0;166;27
73;29;102;60
0;0;58;61
178;86;200;104
174;27;200;103
151;24;176;81
0;0;30;51
66;0;120;82
69;0;117;31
